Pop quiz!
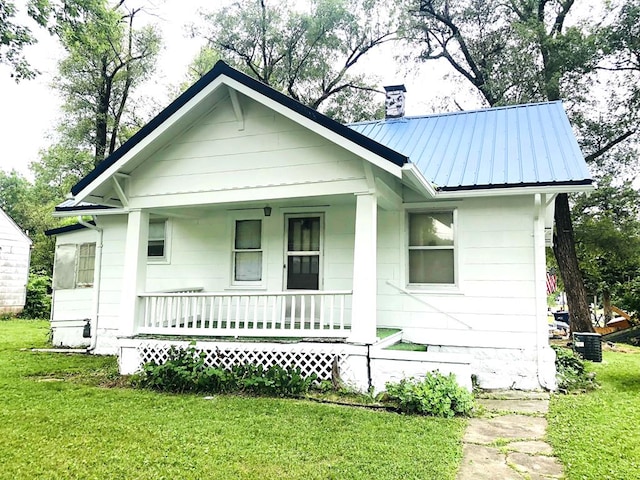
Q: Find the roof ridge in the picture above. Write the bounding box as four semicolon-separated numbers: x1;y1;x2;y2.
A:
348;100;562;126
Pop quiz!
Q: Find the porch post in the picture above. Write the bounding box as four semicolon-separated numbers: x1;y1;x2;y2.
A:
119;209;149;337
349;192;378;344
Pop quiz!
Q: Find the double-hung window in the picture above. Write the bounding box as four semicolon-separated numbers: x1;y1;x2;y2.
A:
52;242;96;289
408;211;455;285
76;243;96;286
148;220;167;260
233;219;262;283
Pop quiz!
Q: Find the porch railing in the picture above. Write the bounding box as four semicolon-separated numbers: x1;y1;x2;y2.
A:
137;291;352;338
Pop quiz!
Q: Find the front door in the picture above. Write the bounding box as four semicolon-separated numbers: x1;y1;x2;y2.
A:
285;216;322;290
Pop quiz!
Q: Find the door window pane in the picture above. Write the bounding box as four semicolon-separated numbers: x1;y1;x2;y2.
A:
288;218;320;251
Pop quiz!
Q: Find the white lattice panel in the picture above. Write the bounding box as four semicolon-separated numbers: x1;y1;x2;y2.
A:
137;343;348;381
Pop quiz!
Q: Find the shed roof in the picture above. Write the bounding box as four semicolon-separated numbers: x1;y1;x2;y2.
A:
350;101;592;191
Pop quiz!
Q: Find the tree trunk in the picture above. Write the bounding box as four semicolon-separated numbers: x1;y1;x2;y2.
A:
603;290;613;324
553;193;594;333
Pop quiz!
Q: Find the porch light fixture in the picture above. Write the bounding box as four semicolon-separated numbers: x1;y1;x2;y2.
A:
263;206;272;217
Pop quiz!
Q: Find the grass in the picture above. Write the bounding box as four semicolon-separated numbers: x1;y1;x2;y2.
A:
384;342;428;352
0;320;466;480
547;345;640;480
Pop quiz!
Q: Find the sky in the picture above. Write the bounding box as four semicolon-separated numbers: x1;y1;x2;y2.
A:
0;0;461;179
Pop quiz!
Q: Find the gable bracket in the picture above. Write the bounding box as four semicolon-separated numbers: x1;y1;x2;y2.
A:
111;176;129;208
228;87;244;131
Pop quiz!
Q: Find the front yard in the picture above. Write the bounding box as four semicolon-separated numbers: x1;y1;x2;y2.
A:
547;344;640;480
0;320;465;480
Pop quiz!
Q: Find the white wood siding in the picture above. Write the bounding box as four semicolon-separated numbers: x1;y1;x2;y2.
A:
51;228;97;324
0;210;31;313
127;95;368;208
377;195;540;348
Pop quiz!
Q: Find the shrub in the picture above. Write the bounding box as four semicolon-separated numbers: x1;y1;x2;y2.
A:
552;345;599;393
22;272;51;319
136;345;317;397
384;372;474;417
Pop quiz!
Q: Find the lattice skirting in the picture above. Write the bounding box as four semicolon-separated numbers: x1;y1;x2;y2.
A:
137;342;349;381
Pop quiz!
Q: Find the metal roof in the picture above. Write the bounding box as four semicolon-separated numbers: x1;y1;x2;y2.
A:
349;101;592;191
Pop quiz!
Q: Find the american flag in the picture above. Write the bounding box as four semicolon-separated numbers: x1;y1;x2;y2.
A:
546;272;557;295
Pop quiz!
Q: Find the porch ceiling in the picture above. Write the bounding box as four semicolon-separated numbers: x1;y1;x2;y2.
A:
146;193;357;218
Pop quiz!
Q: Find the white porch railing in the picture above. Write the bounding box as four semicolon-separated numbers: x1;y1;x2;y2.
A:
137;291;352;338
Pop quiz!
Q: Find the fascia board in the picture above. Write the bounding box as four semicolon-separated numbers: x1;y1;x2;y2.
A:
53;208;127;218
73;76;229;203
401;164;437;198
435;183;595;199
222;77;403;179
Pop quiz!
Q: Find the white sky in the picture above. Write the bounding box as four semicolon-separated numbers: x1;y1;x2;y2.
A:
0;0;464;178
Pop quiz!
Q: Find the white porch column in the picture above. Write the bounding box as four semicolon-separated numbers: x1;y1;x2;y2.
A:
349;192;378;344
119;209;149;337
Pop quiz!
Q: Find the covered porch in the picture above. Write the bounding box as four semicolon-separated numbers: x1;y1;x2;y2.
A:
118;191;383;345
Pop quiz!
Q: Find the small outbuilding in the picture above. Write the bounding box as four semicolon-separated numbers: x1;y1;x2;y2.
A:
0;209;31;315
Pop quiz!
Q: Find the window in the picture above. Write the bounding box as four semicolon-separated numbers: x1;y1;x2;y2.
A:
76;243;96;285
233;219;262;283
148;220;167;260
408;211;455;285
53;242;96;289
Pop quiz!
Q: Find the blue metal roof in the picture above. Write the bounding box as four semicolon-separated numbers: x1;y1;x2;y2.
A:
349;101;592;191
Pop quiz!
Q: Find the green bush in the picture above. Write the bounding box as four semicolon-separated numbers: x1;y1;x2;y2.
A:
22;272;51;319
135;345;317;397
384;372;474;417
552;345;599;393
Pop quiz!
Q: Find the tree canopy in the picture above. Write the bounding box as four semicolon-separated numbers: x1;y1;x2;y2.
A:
0;0;48;80
400;0;640;330
191;0;395;122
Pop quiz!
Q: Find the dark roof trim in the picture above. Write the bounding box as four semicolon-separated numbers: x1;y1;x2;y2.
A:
45;222;95;237
55;204;115;212
437;179;593;192
71;61;408;196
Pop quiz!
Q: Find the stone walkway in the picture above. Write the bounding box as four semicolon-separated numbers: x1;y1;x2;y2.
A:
456;391;564;480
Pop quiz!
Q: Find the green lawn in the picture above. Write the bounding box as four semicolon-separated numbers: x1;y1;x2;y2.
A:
547;345;640;480
0;320;465;480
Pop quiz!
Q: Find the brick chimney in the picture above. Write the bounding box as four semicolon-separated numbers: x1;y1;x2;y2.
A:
384;84;407;119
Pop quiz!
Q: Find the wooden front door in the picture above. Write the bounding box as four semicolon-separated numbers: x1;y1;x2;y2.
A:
285;216;322;290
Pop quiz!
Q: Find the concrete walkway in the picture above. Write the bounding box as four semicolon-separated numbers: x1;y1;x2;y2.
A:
456;391;564;480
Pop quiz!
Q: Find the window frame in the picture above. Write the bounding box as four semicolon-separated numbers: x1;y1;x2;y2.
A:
147;218;171;264
283;213;324;291
75;242;96;288
231;217;264;287
405;209;458;290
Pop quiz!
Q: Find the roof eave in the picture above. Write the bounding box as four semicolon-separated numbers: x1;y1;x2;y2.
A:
434;181;594;198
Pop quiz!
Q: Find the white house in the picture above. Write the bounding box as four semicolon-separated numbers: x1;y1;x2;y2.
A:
0;208;31;315
47;61;593;391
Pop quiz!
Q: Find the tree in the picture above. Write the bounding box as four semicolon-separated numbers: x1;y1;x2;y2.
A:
0;0;48;80
192;0;395;122
53;0;161;166
573;178;640;322
401;0;640;333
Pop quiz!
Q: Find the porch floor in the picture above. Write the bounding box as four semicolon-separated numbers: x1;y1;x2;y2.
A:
133;327;402;345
